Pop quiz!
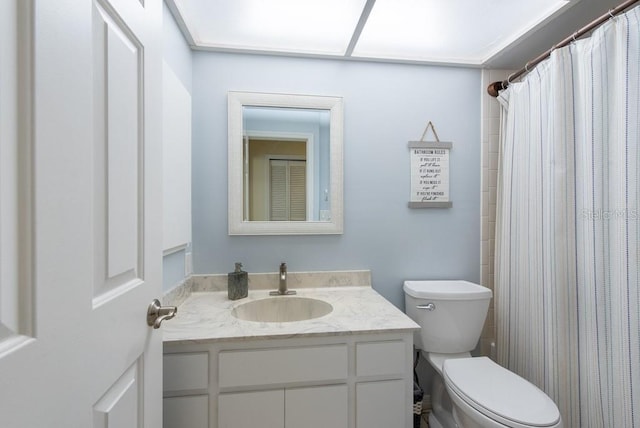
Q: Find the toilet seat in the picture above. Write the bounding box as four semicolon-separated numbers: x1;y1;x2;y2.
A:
443;357;561;428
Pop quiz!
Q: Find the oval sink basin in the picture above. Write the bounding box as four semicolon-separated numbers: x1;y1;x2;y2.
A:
232;297;333;322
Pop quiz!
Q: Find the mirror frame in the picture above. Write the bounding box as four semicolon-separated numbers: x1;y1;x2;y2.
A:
228;91;344;235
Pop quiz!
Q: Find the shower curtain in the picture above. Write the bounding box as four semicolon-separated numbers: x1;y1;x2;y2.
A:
495;5;640;427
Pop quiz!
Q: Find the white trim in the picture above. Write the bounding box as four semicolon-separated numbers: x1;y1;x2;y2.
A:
163;243;189;257
243;134;249;221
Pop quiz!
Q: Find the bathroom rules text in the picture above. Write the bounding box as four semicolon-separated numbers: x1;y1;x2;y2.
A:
409;147;450;203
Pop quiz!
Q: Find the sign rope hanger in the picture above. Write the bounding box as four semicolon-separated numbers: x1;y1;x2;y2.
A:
419;121;440;143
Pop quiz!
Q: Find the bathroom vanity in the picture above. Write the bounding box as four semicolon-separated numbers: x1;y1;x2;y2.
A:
162;272;419;428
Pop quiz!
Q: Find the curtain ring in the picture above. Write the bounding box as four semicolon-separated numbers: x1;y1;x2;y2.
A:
572;31;578;42
608;9;615;18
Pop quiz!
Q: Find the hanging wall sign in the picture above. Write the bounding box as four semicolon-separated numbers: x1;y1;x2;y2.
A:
408;122;453;208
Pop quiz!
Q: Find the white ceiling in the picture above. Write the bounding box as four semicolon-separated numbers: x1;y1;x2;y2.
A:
167;0;626;68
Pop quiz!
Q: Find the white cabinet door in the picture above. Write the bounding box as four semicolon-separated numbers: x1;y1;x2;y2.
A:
219;385;348;428
286;385;348;428
164;396;209;428
219;390;285;428
356;380;407;428
0;0;164;426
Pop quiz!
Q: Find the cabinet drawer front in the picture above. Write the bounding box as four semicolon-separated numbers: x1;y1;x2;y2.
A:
163;352;209;392
219;345;347;388
356;341;406;377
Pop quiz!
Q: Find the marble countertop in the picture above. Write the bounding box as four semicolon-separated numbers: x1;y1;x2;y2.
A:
162;285;420;345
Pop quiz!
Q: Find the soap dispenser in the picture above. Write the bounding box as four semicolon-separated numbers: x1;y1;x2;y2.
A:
228;262;248;300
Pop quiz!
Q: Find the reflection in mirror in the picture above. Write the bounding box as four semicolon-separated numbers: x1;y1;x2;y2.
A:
228;92;343;235
243;106;330;222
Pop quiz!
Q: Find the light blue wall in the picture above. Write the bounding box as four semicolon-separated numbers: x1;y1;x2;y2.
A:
162;2;192;292
162;2;191;92
163;249;186;291
192;51;481;309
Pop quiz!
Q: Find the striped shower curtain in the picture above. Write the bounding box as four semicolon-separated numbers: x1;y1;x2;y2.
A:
495;5;640;427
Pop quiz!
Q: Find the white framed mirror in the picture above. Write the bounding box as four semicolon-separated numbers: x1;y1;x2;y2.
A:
228;91;343;235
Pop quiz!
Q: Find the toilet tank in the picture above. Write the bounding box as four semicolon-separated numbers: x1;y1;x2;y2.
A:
403;281;492;353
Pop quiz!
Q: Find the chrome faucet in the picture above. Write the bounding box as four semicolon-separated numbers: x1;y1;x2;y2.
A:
270;262;296;295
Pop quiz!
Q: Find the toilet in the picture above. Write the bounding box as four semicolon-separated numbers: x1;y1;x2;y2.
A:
404;280;562;428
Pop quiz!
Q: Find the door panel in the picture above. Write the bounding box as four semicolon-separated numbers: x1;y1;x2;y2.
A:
0;0;33;352
0;0;164;426
104;12;141;282
93;0;144;302
93;360;142;428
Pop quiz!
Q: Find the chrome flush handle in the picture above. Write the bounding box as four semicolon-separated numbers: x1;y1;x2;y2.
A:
147;299;177;329
416;303;436;311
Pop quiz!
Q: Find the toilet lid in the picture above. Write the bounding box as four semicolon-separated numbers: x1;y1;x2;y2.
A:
403;280;492;300
443;357;560;427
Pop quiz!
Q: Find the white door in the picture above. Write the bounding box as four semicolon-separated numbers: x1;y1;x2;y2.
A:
0;0;164;426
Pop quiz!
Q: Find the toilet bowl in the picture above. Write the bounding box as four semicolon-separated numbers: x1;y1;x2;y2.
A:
404;280;562;428
444;357;561;428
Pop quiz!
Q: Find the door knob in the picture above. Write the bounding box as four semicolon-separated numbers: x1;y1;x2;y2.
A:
147;299;177;329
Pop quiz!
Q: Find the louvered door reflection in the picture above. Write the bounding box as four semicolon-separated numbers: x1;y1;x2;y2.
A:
269;160;306;221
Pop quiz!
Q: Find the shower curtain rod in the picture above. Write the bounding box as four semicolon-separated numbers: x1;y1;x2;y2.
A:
487;0;640;97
